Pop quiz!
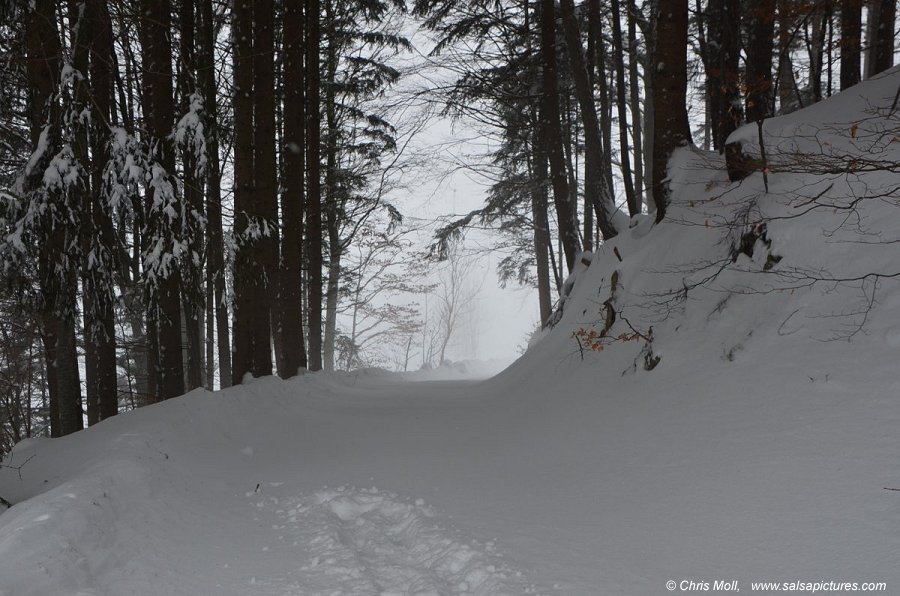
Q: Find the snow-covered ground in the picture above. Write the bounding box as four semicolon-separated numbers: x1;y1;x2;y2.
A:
2;72;899;595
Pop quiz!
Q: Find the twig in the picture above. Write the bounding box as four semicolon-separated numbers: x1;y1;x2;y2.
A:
890;83;900;116
0;494;11;508
572;334;585;361
0;454;36;480
884;487;900;492
757;119;769;193
619;313;653;343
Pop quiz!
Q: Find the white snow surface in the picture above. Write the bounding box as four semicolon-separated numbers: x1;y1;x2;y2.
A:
2;73;900;595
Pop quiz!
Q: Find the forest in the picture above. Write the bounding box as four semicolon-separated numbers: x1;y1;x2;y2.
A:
0;0;896;449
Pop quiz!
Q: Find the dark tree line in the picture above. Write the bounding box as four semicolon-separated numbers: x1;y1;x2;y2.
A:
0;0;407;446
419;0;895;324
0;0;896;446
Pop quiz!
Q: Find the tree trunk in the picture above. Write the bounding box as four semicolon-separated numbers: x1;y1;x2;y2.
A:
541;0;581;272
323;254;340;371
73;0;119;422
140;0;184;400
232;0;271;383
561;94;580;245
27;0;84;437
745;1;776;121
628;0;645;206
584;0;597;251
596;32;615;238
525;0;552;325
254;0;277;376
323;9;339;373
649;0;692;221
611;0;639;217
88;0;118;420
70;0;99;425
280;0;308;378
50;307;82;434
808;2;830;103
179;0;204;391
840;0;862;89
706;0;743;150
865;0;896;78
306;0;324;371
198;0;230;389
531;118;553;326
777;0;801;112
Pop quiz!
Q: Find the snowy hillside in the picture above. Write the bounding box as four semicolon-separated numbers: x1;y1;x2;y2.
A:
2;72;899;595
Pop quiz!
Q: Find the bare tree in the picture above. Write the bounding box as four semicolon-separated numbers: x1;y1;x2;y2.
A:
335;228;431;370
432;245;485;366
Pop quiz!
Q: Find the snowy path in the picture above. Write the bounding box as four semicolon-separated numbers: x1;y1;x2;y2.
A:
1;359;899;595
0;376;558;596
239;486;535;595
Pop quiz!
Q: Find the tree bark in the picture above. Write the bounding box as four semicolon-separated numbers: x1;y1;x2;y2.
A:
706;0;743;150
323;253;340;371
232;0;269;383
840;0;862;89
254;0;277;376
611;0;639;217
198;0;230;389
649;0;692;221
777;0;801;112
179;0;205;391
589;1;616;235
808;2;830;103
70;0;99;425
627;0;645;206
865;0;896;78
541;0;582;272
745;0;776;121
531;116;553;326
525;0;552;325
140;0;185;400
306;0;324;371
323;8;339;373
26;0;84;436
279;0;308;378
77;0;119;422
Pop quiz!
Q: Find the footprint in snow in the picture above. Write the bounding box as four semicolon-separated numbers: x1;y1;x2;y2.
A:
252;486;542;595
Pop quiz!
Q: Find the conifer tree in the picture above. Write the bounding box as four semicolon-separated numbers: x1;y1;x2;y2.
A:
139;0;185;400
22;0;83;435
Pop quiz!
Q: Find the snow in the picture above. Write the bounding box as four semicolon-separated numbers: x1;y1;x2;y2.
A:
2;72;900;594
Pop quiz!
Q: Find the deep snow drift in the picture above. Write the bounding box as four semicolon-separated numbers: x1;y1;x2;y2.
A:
2;71;899;595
